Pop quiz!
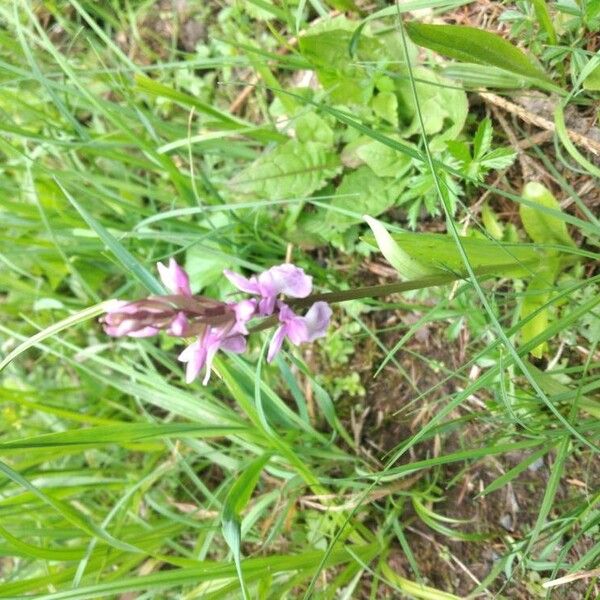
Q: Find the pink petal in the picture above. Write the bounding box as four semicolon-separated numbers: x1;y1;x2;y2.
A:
178;339;206;384
168;312;188;336
220;334;247;354
223;270;260;295
283;318;310;345
202;343;220;386
128;326;160;338
267;326;287;363
259;264;312;299
303;302;332;341
230;299;257;334
157;258;191;296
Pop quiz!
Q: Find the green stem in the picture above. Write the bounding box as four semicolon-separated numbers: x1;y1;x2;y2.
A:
249;272;457;333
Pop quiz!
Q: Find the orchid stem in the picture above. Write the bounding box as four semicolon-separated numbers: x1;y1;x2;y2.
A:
249;272;459;333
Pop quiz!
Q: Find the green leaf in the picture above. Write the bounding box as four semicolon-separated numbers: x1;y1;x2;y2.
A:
583;63;600;91
531;0;557;44
299;28;388;105
396;67;468;149
371;91;399;126
353;137;412;178
184;245;232;294
473;118;493;160
304;167;407;239
222;454;271;600
294;112;335;146
230;140;341;200
364;216;440;280
364;217;544;280
520;182;576;247
479;147;517;170
481;202;504;241
520;270;552;358
405;23;552;85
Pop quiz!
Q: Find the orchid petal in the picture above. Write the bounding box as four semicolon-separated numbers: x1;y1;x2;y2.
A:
178;339;207;384
157;258;192;296
259;264;312;298
267;325;287;363
303;302;332;341
224;270;261;295
168;312;188;336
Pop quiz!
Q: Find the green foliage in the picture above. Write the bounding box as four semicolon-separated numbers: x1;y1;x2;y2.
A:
447;118;516;181
405;22;552;86
1;2;599;599
230;140;341;199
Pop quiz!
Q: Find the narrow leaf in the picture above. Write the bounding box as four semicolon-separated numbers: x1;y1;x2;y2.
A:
405;23;552;84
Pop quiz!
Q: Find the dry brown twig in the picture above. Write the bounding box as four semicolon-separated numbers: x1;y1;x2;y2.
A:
479;92;600;156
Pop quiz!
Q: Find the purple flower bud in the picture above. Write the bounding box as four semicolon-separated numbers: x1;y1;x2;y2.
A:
157;258;192;297
224;264;312;316
267;301;332;362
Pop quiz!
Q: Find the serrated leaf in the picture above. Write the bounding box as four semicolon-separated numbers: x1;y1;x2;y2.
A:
479;147;517;170
473;118;493;160
230;140;341;199
297;167;407;243
406;23;552;84
520;182;576;247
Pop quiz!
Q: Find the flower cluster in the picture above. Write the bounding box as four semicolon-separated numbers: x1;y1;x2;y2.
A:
101;259;331;384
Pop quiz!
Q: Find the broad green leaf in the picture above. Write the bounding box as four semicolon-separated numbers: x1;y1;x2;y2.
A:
230;140;341;200
364;217;544;280
299;27;388;105
405;23;552;84
520;270;552;358
184;245;232;294
344;136;413;178
371;91;399;126
396;67;468;150
299;167;407;242
294;112;335;146
520;182;576;247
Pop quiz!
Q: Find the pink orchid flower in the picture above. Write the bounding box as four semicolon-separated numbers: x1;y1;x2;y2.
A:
267;301;332;363
224;264;312;315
